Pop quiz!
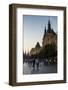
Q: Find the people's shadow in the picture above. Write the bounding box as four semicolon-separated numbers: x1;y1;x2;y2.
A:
31;67;39;74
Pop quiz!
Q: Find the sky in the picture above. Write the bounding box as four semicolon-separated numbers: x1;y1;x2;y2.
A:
23;15;57;53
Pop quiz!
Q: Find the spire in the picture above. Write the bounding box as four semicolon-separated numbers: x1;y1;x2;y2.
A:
48;19;51;32
44;26;46;35
43;26;46;40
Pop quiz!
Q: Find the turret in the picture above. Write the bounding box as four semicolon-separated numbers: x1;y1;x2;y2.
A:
47;19;51;33
43;26;46;40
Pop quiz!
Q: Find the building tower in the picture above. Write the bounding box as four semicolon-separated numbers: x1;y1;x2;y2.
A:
47;19;51;33
43;26;46;39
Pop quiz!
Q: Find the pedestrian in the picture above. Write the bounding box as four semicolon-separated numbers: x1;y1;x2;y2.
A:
32;59;35;69
36;58;39;70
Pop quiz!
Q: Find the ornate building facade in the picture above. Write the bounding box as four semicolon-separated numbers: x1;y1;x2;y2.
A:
30;20;57;56
30;42;41;55
42;20;57;47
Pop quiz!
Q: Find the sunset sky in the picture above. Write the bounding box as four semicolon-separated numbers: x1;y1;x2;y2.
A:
23;15;57;53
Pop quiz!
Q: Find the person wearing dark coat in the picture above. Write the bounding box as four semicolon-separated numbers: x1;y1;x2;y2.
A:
32;59;35;69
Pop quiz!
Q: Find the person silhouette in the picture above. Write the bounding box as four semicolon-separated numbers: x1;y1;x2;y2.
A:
36;58;39;70
32;59;35;69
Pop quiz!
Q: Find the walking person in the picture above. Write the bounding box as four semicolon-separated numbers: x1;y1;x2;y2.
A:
32;58;35;70
36;58;39;70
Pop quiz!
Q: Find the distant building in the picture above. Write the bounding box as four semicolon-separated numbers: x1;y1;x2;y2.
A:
30;42;41;55
42;20;57;47
30;20;57;56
